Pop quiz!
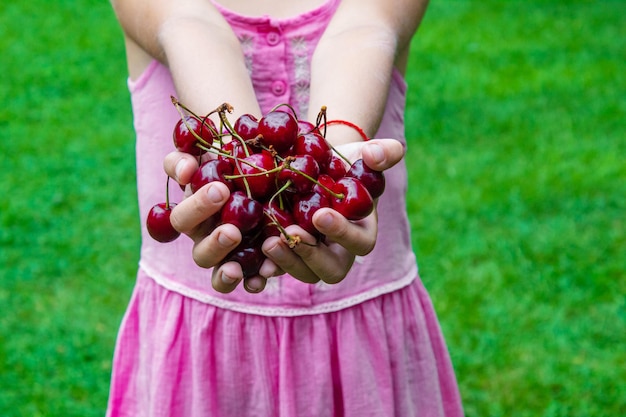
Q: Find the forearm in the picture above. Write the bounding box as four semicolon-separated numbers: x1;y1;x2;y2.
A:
110;0;260;118
307;0;429;145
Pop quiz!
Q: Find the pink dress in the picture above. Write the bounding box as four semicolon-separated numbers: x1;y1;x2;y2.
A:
107;0;464;415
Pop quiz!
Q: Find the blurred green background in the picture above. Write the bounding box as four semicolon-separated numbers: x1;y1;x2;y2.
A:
1;0;624;416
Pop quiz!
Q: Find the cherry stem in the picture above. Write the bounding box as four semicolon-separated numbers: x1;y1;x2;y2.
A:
165;176;173;208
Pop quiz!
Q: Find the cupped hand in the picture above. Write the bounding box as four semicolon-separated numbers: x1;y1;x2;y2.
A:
162;138;405;293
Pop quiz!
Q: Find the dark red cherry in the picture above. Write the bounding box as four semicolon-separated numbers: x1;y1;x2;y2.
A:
233;151;277;200
312;174;336;198
173;115;215;156
293;132;332;172
220;191;264;233
234;114;260;140
261;200;295;238
218;139;253;168
291;191;330;238
278;154;320;193
190;158;235;194
330;177;374;221
345;159;385;199
297;120;318;135
146;203;180;243
224;237;265;278
258;110;298;154
326;155;348;180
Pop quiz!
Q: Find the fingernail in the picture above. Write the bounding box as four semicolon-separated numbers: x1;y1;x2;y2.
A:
217;231;236;248
316;211;334;229
207;184;224;203
221;272;236;285
175;159;187;182
368;143;385;165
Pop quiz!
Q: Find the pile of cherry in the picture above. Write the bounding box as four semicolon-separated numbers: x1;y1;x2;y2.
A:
147;98;385;278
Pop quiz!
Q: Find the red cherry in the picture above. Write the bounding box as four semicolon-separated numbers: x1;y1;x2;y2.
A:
258;110;298;154
278;154;320;193
291;191;330;238
312;174;336;198
190;158;235;194
233;151;277;200
218;140;254;168
224;237;265;278
292;132;332;172
326;155;348;180
234;114;260;140
173;115;215;156
261;200;295;238
297;120;318;135
330;177;374;221
146;203;180;243
345;159;385;199
220;191;264;233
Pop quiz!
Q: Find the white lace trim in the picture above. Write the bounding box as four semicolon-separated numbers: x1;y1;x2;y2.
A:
138;261;417;317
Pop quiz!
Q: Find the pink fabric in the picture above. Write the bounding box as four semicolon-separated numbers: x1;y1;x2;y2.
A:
108;270;463;417
107;0;464;415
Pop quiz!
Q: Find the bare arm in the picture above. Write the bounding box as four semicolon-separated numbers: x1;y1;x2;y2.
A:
110;0;260;117
308;0;429;144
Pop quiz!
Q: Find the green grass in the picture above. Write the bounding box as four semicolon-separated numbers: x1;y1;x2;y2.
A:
1;0;624;416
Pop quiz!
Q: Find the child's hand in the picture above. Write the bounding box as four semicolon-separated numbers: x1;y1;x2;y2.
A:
162;138;405;293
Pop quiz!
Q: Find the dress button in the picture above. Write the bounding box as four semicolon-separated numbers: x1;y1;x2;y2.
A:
271;80;286;96
266;32;280;46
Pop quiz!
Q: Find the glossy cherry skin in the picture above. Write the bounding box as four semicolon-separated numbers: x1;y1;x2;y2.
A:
292;132;332;172
173;115;215;156
261;200;295;238
330;177;374;221
326;155;348;181
190;158;235;194
146;203;180;243
234;113;260;140
278;154;320;193
220;191;264;233
218;139;254;168
345;158;386;199
224;237;265;278
291;191;330;238
232;151;277;200
258;110;298;154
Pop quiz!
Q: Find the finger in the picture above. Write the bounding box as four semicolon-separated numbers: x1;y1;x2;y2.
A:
262;235;320;284
243;276;267;293
289;236;355;285
211;262;243;293
258;255;285;278
192;223;242;268
360;139;405;172
312;208;378;256
163;151;200;185
169;182;230;235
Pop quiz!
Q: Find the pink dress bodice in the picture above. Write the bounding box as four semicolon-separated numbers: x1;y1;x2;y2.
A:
129;0;418;316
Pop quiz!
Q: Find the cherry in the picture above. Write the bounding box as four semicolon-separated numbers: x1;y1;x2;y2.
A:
292;132;332;172
277;154;320;193
190;158;235;194
224;237;265;278
330;177;374;221
218;139;253;168
220;191;263;233
345;159;385;199
261;200;295;238
291;191;330;238
326;155;348;181
234;114;260;140
232;151;277;200
312;174;336;198
297;120;318;135
173;115;215;156
146;202;180;243
258;110;298;154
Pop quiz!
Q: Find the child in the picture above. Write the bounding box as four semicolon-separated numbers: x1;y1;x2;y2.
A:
107;0;464;415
